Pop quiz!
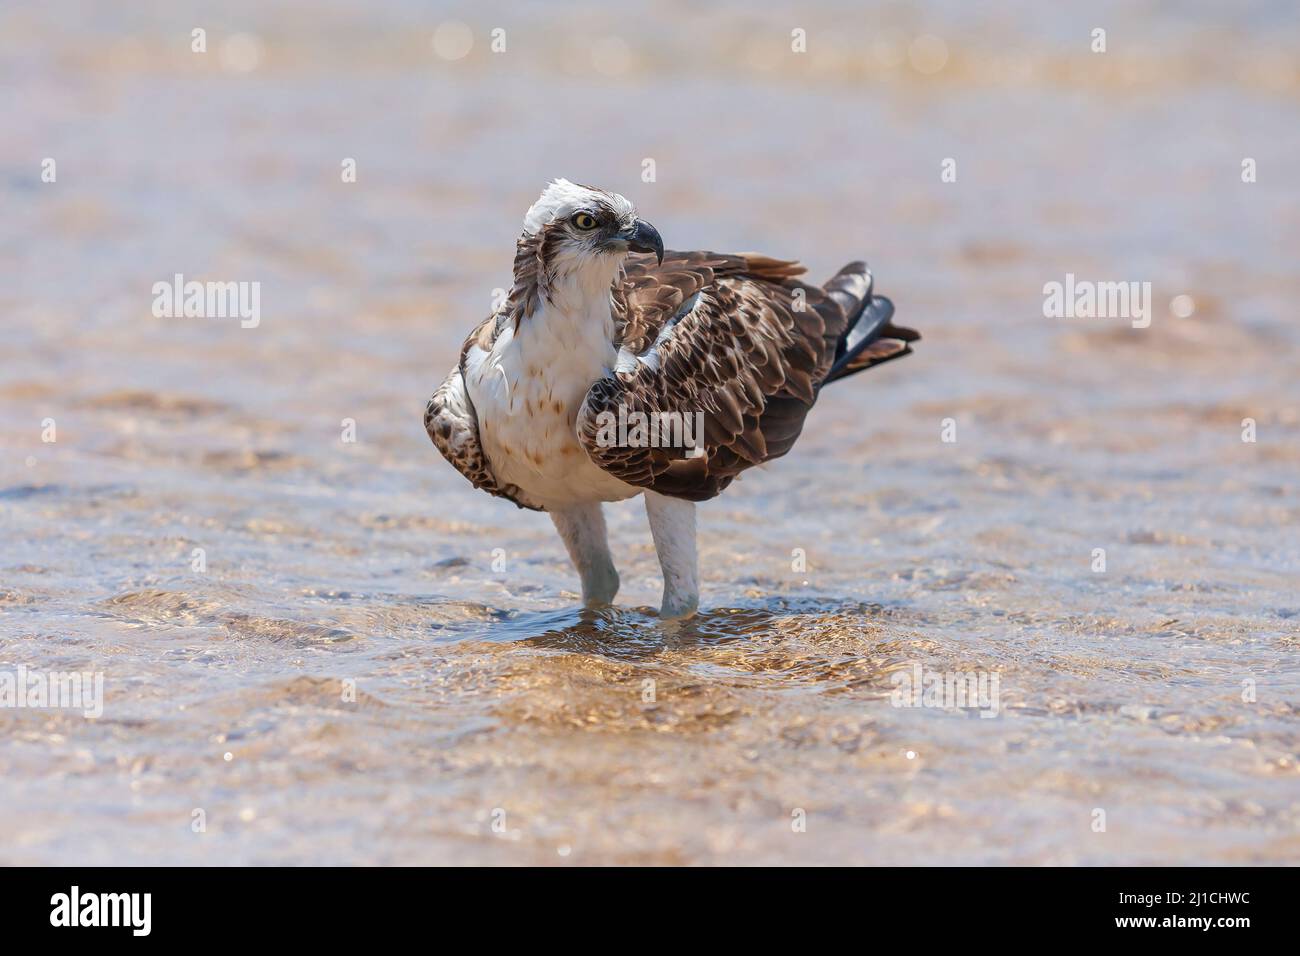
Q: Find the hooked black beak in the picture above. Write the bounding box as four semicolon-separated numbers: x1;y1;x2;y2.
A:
623;218;664;265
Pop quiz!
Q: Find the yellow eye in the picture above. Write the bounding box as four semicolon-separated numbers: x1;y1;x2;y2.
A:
571;212;597;230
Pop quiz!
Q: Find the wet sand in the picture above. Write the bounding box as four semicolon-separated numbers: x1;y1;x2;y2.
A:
1;1;1299;864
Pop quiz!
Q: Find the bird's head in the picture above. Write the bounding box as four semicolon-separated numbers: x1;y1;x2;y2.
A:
505;179;663;322
522;179;663;268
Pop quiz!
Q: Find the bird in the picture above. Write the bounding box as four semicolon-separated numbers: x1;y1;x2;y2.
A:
425;179;918;619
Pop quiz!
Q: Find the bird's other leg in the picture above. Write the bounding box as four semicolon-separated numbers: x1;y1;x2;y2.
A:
549;502;620;606
644;491;699;620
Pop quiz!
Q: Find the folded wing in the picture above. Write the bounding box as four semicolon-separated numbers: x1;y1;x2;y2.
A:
577;251;852;501
424;315;544;511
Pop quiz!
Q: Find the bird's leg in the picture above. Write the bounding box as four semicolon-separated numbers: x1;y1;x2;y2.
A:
549;502;620;606
644;491;699;620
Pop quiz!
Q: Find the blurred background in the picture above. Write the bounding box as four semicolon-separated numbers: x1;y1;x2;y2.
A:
1;1;1298;864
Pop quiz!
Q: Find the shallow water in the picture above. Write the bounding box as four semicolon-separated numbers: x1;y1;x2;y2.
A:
2;1;1299;864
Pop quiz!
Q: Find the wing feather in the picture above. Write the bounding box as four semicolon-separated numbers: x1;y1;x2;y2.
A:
424;315;544;511
578;250;852;501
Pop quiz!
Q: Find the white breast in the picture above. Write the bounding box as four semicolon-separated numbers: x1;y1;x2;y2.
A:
466;304;639;507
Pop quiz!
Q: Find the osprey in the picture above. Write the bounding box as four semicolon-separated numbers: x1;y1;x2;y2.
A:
425;180;918;619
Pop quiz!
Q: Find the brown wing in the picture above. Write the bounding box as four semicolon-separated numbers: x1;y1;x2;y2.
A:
424;315;544;511
577;251;852;501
